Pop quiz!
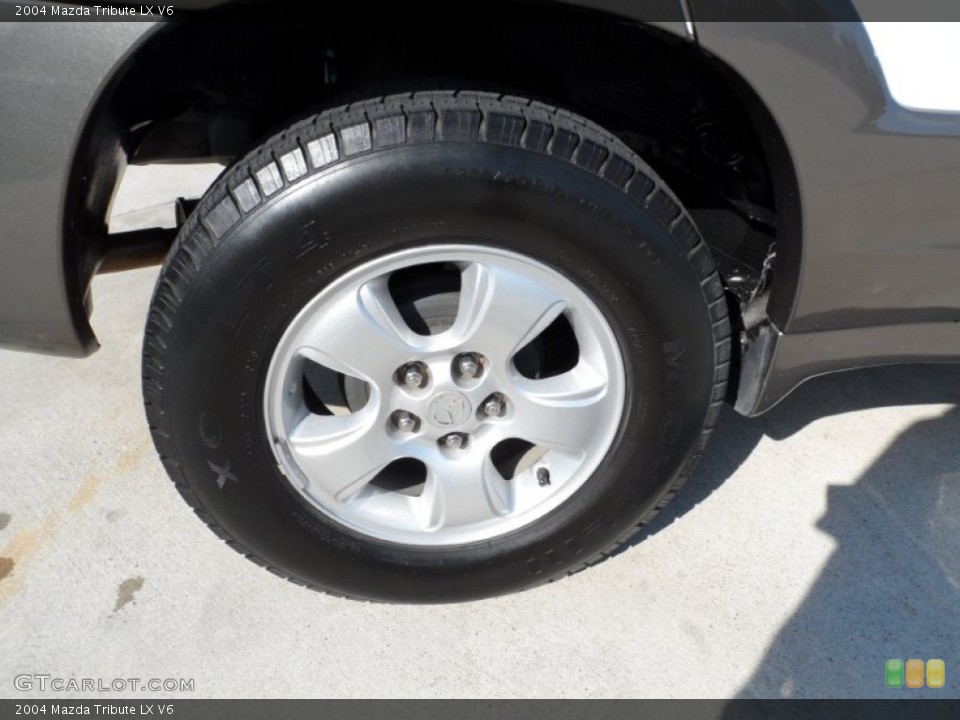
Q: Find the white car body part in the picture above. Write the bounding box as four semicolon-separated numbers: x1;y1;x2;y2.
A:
863;22;960;113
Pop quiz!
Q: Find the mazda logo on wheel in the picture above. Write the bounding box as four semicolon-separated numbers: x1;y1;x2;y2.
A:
427;392;472;428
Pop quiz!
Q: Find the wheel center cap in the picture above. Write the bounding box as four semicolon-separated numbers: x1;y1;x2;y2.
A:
427;391;472;428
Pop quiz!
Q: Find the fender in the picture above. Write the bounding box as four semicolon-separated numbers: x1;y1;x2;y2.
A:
691;5;960;412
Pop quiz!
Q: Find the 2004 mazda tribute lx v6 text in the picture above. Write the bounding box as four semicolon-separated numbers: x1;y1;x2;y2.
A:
1;1;959;602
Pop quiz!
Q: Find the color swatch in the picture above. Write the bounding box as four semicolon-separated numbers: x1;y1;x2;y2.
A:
886;659;945;689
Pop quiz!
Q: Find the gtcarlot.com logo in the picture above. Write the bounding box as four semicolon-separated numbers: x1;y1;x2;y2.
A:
14;675;195;693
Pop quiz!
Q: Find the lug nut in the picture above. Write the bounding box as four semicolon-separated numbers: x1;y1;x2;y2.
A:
404;367;424;388
455;353;482;379
398;362;427;389
481;394;505;418
440;433;467;450
393;411;418;433
459;358;479;378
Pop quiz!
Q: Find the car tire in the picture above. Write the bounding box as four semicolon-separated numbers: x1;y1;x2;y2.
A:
143;91;730;603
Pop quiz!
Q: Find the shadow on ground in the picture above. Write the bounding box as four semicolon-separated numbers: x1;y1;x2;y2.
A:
731;404;959;698
640;363;960;541
640;363;960;699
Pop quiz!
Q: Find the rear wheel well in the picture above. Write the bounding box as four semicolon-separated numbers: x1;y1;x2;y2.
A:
73;5;796;390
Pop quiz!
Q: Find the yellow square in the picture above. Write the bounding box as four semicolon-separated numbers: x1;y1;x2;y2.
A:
906;659;925;688
927;659;945;689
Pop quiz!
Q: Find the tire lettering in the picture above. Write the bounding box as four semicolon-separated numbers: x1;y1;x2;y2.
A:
198;412;223;450
208;460;238;489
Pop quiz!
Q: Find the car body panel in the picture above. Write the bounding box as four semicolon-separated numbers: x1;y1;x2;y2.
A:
693;18;960;333
691;15;960;411
1;2;959;416
0;17;156;356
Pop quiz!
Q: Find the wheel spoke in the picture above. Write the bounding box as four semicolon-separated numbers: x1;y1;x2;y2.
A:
449;262;568;363
413;446;509;530
298;277;419;382
287;410;398;501
509;362;611;453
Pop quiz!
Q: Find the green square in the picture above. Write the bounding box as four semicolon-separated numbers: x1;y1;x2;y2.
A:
886;659;904;688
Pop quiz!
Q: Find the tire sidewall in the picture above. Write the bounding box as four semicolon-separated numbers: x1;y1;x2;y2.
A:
156;142;716;602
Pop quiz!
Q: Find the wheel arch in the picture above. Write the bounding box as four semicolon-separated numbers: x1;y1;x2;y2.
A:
66;2;801;412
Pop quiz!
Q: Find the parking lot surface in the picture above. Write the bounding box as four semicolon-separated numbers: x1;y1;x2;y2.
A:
1;166;957;699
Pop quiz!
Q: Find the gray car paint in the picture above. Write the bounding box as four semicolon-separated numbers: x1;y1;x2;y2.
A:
0;4;959;415
692;18;960;412
0;18;155;357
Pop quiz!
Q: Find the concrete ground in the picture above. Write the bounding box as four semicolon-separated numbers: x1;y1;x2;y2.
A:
1;166;958;699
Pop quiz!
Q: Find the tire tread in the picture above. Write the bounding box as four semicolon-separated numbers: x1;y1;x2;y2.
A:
144;91;730;600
